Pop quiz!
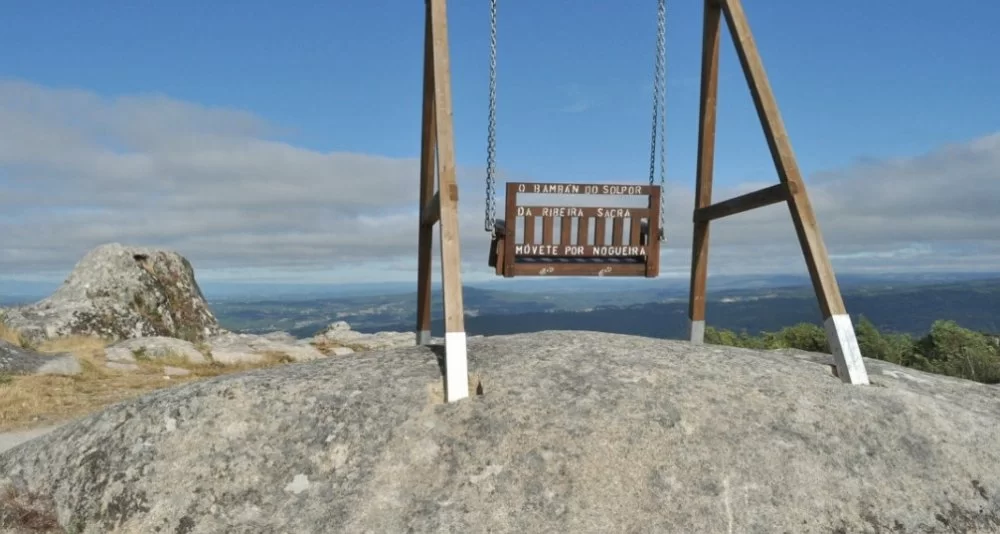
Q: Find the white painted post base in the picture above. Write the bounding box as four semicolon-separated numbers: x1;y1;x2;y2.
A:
823;314;870;385
416;330;432;346
689;319;706;344
444;331;469;402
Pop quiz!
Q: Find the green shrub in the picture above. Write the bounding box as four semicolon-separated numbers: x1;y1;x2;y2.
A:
704;316;1000;385
917;320;1000;384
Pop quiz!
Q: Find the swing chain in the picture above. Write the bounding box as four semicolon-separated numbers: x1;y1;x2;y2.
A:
648;0;667;241
487;0;663;240
485;0;499;236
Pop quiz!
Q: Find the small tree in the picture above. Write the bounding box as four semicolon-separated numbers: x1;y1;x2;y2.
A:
705;326;771;350
854;315;924;368
918;320;1000;383
769;322;829;353
704;326;741;347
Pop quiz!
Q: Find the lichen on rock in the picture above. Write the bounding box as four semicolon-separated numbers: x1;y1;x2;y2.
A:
2;331;998;533
104;336;208;366
0;340;82;377
1;243;222;345
311;320;425;352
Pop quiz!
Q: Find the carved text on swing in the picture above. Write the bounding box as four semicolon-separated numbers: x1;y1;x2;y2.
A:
515;206;636;218
514;244;648;257
517;183;649;196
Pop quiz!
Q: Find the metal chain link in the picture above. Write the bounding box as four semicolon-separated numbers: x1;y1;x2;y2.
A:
646;0;667;241
647;0;661;189
657;0;667;241
484;0;499;236
485;0;663;241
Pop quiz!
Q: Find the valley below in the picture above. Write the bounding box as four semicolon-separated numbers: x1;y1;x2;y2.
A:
203;274;1000;340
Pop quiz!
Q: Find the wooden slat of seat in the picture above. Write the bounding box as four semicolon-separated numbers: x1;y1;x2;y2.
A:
612;219;624;246
542;216;554;245
524;216;536;245
594;218;606;246
560;216;572;246
630;217;643;245
577;217;589;246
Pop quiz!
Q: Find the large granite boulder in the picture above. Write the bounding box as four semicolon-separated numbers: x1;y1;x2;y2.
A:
1;243;222;344
1;331;998;533
0;340;81;377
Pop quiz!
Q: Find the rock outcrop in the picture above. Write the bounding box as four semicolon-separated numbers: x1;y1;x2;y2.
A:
99;332;331;371
2;331;999;533
104;336;208;366
312;320;422;351
204;331;326;365
1;243;222;344
0;341;81;377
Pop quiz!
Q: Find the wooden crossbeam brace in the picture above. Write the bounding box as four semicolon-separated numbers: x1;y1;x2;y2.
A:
688;0;870;386
415;0;470;403
693;183;787;222
421;192;440;227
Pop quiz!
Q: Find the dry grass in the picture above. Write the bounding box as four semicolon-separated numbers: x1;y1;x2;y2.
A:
0;331;295;433
0;322;26;347
310;338;342;355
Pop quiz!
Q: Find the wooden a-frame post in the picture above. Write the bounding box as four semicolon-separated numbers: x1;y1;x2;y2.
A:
416;0;470;402
688;0;870;385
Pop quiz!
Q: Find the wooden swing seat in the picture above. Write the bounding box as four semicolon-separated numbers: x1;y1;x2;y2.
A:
488;182;662;277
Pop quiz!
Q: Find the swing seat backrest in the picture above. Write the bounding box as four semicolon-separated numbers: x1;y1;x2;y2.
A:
490;182;662;277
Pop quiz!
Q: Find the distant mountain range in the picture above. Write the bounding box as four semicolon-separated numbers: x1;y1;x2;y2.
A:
5;271;998;340
191;272;1000;340
6;270;998;305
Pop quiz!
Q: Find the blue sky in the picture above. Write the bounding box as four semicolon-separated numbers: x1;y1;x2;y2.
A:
1;0;999;286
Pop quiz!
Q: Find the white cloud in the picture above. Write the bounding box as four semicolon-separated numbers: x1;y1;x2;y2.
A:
1;79;998;285
558;83;595;114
